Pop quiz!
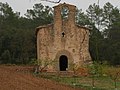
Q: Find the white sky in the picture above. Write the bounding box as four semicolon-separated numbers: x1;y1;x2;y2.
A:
0;0;120;16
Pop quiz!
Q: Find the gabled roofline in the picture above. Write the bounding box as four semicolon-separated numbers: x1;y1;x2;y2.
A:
35;23;91;36
76;24;91;31
35;23;53;35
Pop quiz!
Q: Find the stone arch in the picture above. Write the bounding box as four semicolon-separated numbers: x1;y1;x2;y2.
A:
59;55;68;71
54;50;74;71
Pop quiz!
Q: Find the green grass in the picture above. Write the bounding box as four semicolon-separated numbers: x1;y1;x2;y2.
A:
36;73;120;90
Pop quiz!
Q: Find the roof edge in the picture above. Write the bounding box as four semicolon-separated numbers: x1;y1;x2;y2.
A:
53;2;76;8
76;24;91;31
35;23;53;35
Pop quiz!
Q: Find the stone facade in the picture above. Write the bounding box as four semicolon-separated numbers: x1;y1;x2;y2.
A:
36;3;91;72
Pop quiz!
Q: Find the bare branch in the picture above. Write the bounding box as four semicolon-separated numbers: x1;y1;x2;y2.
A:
40;0;61;3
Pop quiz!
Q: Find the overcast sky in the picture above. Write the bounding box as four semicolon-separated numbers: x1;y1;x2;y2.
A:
0;0;120;16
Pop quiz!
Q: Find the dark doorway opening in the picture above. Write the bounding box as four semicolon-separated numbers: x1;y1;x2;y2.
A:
59;55;68;71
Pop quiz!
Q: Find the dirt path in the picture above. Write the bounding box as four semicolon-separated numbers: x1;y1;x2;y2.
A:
0;65;83;90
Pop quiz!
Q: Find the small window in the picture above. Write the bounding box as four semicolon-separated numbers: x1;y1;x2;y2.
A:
61;6;69;20
62;32;65;37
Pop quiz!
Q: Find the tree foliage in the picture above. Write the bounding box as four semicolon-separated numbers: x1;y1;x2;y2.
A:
0;2;53;64
84;2;120;65
0;2;120;65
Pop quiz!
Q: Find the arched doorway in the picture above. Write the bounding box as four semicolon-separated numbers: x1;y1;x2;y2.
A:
59;55;68;71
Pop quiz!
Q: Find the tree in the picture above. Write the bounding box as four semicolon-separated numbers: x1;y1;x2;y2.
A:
0;2;54;64
76;9;90;26
86;3;104;62
85;2;120;65
86;3;103;31
102;2;115;36
25;3;53;27
1;50;11;64
0;2;20;29
0;2;19;64
104;6;120;65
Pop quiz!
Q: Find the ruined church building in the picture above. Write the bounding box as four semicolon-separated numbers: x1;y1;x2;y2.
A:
36;3;91;72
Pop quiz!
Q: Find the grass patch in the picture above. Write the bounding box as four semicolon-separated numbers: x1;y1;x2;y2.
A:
36;73;120;90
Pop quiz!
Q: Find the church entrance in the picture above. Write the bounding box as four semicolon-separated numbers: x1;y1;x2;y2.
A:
59;55;68;71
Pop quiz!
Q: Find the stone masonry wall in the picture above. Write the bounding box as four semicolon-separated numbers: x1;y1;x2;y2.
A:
36;3;91;72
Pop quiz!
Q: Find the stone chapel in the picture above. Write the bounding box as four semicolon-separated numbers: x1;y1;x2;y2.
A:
36;3;91;72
